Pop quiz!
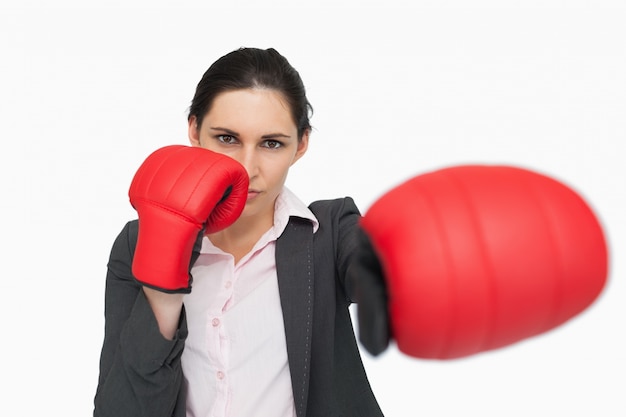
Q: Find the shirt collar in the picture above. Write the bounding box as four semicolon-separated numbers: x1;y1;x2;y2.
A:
200;187;319;255
273;186;319;237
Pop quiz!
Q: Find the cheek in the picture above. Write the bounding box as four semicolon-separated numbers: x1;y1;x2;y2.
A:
197;134;214;150
265;159;293;185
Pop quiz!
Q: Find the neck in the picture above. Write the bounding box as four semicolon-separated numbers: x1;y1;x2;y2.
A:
207;206;274;264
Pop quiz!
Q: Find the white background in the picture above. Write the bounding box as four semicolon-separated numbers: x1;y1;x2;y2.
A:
1;1;625;416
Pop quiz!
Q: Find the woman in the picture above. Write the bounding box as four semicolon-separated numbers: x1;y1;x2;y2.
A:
93;47;385;417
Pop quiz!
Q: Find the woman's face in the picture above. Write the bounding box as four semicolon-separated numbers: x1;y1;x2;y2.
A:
189;88;308;224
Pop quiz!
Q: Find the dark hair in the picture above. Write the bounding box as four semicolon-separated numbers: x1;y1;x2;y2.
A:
188;47;313;140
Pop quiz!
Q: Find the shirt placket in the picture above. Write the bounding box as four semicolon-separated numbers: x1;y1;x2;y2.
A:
208;258;236;416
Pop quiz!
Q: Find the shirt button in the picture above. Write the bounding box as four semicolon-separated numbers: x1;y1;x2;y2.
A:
224;281;232;289
217;371;225;380
211;318;220;327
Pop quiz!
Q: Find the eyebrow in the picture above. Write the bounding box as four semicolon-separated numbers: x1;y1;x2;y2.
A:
209;126;292;140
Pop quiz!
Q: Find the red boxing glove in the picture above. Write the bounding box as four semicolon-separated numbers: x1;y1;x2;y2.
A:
129;145;249;293
358;165;608;359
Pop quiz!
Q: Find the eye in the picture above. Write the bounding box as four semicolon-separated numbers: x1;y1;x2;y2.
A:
262;140;283;149
217;134;238;145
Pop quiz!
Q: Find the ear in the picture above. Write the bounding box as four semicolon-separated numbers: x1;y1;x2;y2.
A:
188;116;202;147
291;129;309;166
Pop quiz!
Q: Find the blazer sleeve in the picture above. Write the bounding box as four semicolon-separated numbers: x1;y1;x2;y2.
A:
309;196;362;303
93;221;187;417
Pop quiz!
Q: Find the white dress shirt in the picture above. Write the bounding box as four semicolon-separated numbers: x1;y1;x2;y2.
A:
182;188;318;417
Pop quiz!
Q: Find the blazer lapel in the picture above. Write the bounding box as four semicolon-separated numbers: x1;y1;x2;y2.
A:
275;217;314;417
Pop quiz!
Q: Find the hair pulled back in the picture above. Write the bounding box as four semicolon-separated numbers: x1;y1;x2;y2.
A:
188;47;313;140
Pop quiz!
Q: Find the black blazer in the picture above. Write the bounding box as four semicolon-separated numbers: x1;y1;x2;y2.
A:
94;197;384;417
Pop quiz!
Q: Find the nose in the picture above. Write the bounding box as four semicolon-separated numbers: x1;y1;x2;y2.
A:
236;146;258;180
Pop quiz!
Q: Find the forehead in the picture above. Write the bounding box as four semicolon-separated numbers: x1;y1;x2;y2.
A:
205;88;295;130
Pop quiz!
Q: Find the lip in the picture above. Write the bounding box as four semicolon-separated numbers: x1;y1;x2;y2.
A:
247;190;261;201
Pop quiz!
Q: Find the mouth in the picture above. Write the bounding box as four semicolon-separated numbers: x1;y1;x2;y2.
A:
247;189;261;201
